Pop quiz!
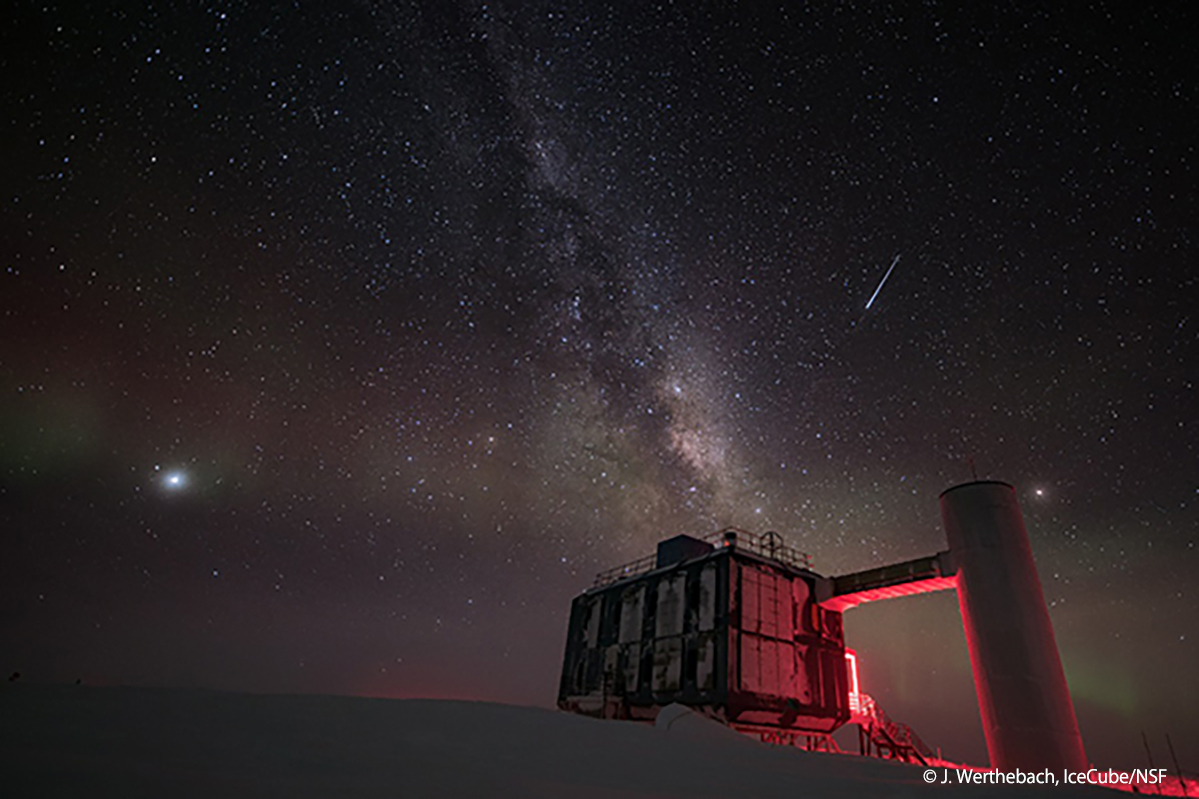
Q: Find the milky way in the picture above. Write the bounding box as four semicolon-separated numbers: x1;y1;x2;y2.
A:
2;1;1196;770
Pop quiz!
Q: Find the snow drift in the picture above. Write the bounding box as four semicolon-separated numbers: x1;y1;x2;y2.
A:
1;684;1118;798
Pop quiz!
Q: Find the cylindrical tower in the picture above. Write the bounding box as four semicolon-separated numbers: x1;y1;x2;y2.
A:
940;481;1087;772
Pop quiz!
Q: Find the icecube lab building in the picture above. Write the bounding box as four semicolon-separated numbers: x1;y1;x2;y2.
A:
559;528;850;737
558;480;1088;772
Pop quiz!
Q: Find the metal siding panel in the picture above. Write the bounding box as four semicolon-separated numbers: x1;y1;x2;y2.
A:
726;628;739;698
600;586;622;647
793;643;813;704
822;648;840;709
585;648;602;692
779;638;795;696
741;564;759;634
572;655;587;693
619;586;645;644
655;573;686;637
653;638;683;692
761;638;779;694
823;608;842;640
777;574;793;640
792;576;811;635
559;598;586;701
761;572;779;639
739;633;759;693
697;634;716;691
668;639;683;691
583;597;600;648
604;645;619;697
639;640;654;695
698;564;716;631
622;642;640;693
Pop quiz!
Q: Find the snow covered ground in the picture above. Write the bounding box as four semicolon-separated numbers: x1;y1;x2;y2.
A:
0;684;1133;798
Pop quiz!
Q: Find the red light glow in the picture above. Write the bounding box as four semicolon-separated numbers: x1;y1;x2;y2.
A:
845;649;861;716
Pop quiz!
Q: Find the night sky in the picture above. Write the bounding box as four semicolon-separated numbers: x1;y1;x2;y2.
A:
3;1;1196;772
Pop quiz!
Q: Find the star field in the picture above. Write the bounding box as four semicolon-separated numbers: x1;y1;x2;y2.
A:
2;1;1196;771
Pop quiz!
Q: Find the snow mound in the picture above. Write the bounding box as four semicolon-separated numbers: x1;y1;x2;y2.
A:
0;684;1114;798
654;702;752;746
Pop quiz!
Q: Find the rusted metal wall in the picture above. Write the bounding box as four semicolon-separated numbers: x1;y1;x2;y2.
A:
728;560;849;733
559;556;728;719
559;548;849;734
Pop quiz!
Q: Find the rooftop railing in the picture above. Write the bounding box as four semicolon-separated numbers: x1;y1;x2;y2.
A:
593;527;814;588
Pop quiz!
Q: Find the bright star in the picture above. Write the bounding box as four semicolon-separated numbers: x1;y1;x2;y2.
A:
162;470;188;490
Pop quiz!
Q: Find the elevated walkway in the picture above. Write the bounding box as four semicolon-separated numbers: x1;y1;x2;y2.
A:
819;551;958;611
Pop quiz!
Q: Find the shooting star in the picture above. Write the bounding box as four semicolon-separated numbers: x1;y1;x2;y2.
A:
865;254;901;310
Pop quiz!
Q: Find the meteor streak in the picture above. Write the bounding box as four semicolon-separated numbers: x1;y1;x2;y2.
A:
865;254;901;310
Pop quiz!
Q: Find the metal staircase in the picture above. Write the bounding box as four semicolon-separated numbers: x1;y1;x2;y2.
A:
851;693;935;765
